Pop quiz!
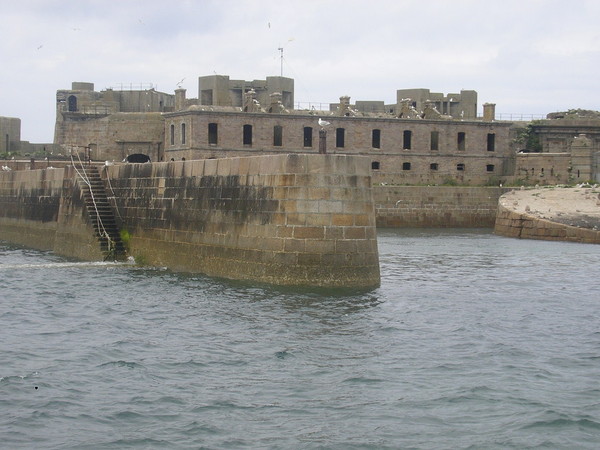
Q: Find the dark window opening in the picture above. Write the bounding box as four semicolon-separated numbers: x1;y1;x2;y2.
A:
303;127;313;147
487;133;495;151
458;132;466;151
403;130;412;149
243;124;252;146
430;131;439;151
336;128;345;148
486;164;495;172
273;125;283;146
457;163;465;171
372;129;381;149
125;153;151;163
208;123;218;145
371;161;380;170
402;162;411;170
170;124;175;145
430;163;439;171
67;95;77;112
181;123;186;145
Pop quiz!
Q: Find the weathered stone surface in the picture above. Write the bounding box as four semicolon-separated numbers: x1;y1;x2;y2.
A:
1;154;380;288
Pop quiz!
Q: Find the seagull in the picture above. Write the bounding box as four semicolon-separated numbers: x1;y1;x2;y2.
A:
318;118;331;128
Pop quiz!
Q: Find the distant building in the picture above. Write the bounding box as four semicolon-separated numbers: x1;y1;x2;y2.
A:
0;116;21;153
50;75;600;184
198;75;294;110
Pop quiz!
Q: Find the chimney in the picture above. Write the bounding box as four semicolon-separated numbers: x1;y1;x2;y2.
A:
483;103;496;121
175;88;186;111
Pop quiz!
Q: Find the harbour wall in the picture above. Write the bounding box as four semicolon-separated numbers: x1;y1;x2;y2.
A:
374;186;512;227
0;166;111;261
0;154;381;288
494;188;600;244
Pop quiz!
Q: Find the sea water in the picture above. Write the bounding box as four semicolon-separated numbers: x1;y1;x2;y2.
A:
1;229;600;449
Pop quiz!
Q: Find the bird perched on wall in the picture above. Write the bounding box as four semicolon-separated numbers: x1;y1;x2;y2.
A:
318;118;331;129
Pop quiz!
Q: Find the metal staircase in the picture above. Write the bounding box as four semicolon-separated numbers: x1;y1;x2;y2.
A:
77;165;127;261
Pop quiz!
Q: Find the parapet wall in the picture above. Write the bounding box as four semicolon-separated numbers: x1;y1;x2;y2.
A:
104;154;380;287
374;186;511;227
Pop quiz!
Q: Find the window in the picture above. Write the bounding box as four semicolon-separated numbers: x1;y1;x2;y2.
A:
68;95;77;112
457;163;465;171
243;124;252;146
181;123;186;145
273;125;283;147
403;130;412;149
430;131;439;151
457;132;466;151
486;164;495;172
430;163;439;171
208;123;218;145
372;129;381;149
487;133;495;151
371;161;380;170
170;124;175;145
303;127;313;147
336;128;345;148
402;162;411;171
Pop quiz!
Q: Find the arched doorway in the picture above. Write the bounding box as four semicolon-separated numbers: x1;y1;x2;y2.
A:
125;153;151;163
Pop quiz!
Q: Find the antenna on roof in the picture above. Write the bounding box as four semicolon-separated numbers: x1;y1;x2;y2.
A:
278;47;284;76
277;38;294;77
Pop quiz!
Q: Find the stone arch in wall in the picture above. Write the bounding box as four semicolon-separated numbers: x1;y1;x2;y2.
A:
125;153;151;163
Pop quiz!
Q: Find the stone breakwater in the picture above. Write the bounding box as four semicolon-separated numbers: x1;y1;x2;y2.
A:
494;186;600;244
374;186;512;228
0;154;381;288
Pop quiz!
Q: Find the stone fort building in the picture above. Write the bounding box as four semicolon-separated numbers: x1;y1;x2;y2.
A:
52;75;600;185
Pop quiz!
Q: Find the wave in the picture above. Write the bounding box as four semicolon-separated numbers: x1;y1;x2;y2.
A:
0;261;133;270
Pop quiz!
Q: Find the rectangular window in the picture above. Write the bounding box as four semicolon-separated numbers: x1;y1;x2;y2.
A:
243;124;252;146
402;162;411;170
486;164;495;172
181;123;186;145
403;130;412;149
208;123;218;145
273;125;283;147
372;129;381;149
303;127;313;147
457;163;465;171
487;133;495;151
430;131;439;151
170;124;175;145
336;128;345;148
457;132;466;151
371;161;380;170
430;163;439;171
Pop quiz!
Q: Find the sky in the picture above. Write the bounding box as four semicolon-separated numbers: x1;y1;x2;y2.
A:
1;0;599;143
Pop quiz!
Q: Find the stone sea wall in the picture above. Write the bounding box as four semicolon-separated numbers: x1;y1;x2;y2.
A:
0;154;381;288
0;166;108;260
495;205;600;243
374;186;512;227
103;154;380;287
494;188;600;244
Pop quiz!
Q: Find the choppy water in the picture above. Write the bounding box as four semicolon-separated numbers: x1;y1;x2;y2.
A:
1;229;600;449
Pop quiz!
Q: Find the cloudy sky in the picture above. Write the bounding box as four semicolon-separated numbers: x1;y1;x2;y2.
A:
1;0;599;143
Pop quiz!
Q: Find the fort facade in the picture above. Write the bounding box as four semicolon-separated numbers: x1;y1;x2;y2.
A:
42;75;600;187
